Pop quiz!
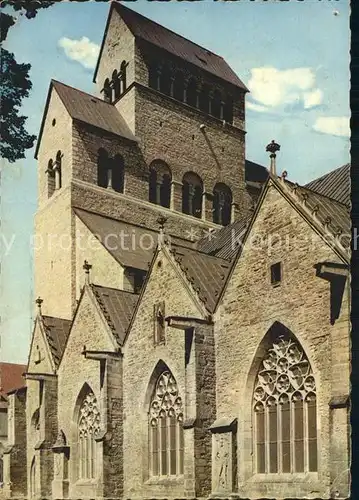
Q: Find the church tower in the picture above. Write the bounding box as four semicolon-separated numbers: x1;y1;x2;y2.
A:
33;2;251;321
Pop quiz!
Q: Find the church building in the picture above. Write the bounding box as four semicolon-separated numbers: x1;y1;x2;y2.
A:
2;3;350;499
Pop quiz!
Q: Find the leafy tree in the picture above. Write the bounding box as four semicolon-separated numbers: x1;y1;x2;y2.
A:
1;2;54;163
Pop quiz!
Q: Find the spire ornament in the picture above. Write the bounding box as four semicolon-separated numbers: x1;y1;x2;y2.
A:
83;260;92;284
266;140;281;176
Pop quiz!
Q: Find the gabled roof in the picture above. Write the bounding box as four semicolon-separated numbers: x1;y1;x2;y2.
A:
91;284;139;346
168;244;231;313
305;163;350;207
0;363;27;399
35;80;136;158
94;3;248;92
41;315;72;369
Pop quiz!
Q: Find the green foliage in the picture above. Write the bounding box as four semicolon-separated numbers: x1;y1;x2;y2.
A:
0;2;54;163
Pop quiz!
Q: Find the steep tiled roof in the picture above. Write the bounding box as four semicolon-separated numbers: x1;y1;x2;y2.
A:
91;284;139;345
305;163;350;207
52;80;136;141
0;363;27;398
42;316;72;369
168;245;231;313
95;3;248;91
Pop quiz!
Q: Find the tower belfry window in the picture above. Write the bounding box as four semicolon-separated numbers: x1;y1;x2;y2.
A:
182;172;203;218
213;183;232;226
103;78;112;103
149;161;172;208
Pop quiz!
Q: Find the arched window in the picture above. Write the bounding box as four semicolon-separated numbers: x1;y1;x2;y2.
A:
199;83;210;113
149;370;184;477
78;391;101;480
120;60;127;93
149;61;160;91
112;154;125;193
112;70;121;100
211;90;222;118
253;336;317;474
213;183;232;226
182;172;203;218
97;148;109;189
173;71;185;102
160;64;172;96
149;161;172;208
55;150;62;190
103;78;112;103
47;159;55;198
186;78;198;108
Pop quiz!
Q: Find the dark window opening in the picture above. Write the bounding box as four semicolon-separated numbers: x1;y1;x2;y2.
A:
186;78;197;108
103;78;112;103
124;268;146;294
149;62;159;90
182;172;203;218
149;161;172;208
112;154;125;193
223;96;234;124
112;70;121;100
213;183;232;225
97;148;109;188
271;262;282;285
211;90;222;119
55;150;62;190
173;71;185;101
120;60;127;93
160;65;172;96
47;159;55;198
199;84;210;113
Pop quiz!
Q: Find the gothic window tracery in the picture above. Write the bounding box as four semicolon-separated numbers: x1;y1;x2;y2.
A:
78;391;101;480
253;336;317;474
149;370;184;477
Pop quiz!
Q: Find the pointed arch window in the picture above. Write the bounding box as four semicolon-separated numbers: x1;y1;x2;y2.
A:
97;148;109;189
46;159;55;198
78;391;101;480
253;336;317;474
55;150;62;190
182;172;203;218
213;183;232;226
149;370;184;477
112;154;125;193
149;161;172;208
112;70;121;100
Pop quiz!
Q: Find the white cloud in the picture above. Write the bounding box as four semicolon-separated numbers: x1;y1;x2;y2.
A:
247;67;322;111
58;36;100;69
246;101;269;113
313;117;350;137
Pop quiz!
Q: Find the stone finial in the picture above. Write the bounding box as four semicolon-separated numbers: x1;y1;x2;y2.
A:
35;297;43;315
83;260;92;284
281;170;288;180
157;215;168;248
266;140;281;176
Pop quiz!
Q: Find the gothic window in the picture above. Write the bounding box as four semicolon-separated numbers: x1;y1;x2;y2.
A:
55;150;62;190
149;370;184;477
186;78;198;108
211;90;222;119
160;64;172;96
182;172;203;218
46;159;55;198
154;301;166;345
149;161;172;208
78;391;101;480
112;154;125;193
213;183;232;226
253;336;317;474
97;148;109;189
120;60;127;93
112;69;121;100
103;78;112;103
173;71;185;102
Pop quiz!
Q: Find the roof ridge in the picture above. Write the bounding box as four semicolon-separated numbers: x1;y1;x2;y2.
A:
115;2;220;59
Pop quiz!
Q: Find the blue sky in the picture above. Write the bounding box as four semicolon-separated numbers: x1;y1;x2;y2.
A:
0;0;350;364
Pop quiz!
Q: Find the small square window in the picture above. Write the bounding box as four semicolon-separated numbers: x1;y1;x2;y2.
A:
270;262;282;286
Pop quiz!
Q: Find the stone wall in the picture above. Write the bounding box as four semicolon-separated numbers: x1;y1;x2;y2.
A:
215;183;350;499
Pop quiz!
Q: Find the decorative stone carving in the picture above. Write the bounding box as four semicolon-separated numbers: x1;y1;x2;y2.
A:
210;417;237;497
78;391;101;439
149;371;183;425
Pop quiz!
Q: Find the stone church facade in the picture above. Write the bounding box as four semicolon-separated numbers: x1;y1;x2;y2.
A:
2;3;350;499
